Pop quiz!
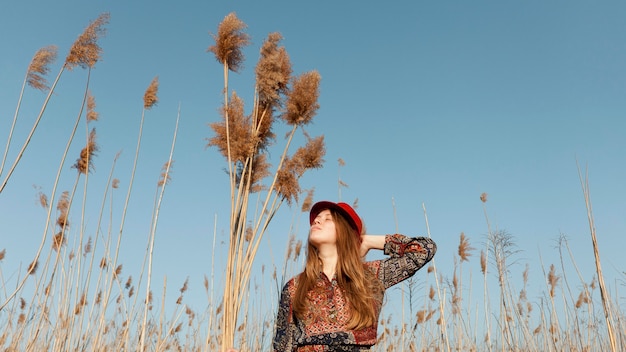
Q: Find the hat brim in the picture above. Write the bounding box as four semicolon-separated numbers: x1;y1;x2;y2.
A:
309;201;361;235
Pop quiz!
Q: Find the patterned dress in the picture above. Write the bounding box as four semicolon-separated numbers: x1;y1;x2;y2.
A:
272;234;437;352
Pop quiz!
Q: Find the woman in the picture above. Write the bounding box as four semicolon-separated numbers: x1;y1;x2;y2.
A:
273;201;437;351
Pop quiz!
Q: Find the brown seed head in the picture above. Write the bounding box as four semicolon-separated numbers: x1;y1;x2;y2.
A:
27;45;57;91
112;178;119;189
143;76;159;109
248;153;271;193
158;161;173;186
294;240;303;259
0;249;5;261
99;257;107;269
520;265;527;284
28;260;39;275
52;231;66;251
56;191;70;229
283;71;321;125
38;191;48;208
291;135;325;173
84;237;92;255
276;157;300;205
207;92;254;162
416;310;426;324
575;292;584;309
301;189;315;213
548;264;560;298
73;128;99;174
255;32;292;106
180;277;189;294
285;234;295;260
457;232;474;262
87;92;99;122
480;192;488;203
66;13;110;69
245;226;254;242
207;12;250;72
74;293;87;315
114;264;122;278
480;250;487;274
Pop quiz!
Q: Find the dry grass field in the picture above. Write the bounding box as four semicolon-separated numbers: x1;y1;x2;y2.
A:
0;12;624;352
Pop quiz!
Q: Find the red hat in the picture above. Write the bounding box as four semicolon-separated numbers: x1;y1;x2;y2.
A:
309;201;362;236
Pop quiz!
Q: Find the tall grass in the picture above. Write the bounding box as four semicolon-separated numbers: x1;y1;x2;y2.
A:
1;12;625;352
205;12;326;351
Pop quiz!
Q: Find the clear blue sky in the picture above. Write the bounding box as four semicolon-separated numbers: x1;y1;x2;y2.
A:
1;0;625;326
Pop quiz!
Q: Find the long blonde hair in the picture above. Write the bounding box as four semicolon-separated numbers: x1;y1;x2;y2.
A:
293;209;384;330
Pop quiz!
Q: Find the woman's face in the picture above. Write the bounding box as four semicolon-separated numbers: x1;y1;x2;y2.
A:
309;209;337;247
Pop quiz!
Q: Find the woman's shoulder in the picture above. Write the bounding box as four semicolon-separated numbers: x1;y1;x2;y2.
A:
363;260;382;273
281;274;302;294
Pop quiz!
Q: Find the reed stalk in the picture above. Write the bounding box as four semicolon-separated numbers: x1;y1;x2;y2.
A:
577;163;617;352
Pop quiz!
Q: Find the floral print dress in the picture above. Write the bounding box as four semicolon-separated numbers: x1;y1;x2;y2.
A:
273;234;437;352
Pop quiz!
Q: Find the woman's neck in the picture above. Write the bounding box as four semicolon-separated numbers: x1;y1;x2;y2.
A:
317;245;338;279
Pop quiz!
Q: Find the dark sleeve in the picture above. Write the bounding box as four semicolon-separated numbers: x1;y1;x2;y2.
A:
378;234;437;289
272;280;296;352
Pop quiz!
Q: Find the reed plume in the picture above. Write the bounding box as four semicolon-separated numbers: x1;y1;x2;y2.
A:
87;92;98;122
65;13;110;69
38;191;49;208
158;161;174;186
301;189;314;212
207;12;250;72
72;128;99;174
548;264;560;298
27;46;58;91
276;136;325;204
56;191;70;229
208;92;252;162
256;32;292;107
1;46;58;186
52;231;66;251
283;71;321;125
27;260;38;275
143;76;159;109
458;232;474;262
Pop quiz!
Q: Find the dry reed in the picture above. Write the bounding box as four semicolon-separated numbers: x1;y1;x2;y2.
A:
0;11;624;352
